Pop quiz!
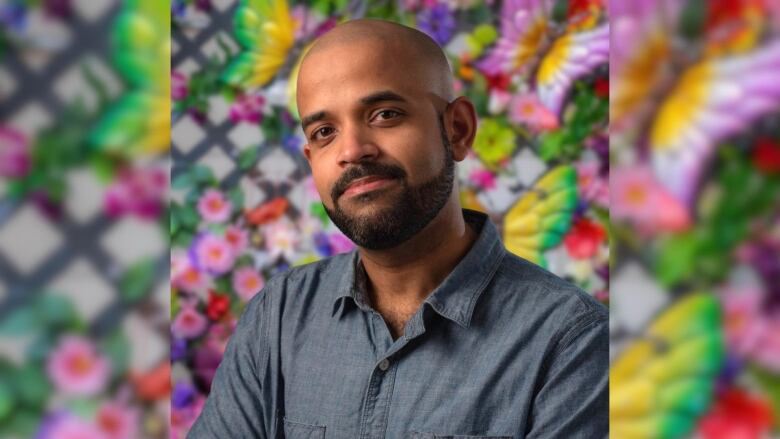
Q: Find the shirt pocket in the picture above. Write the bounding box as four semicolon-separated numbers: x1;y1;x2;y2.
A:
281;418;326;439
407;432;513;439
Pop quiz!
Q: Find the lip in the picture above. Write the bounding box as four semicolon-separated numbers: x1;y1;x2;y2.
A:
342;176;395;198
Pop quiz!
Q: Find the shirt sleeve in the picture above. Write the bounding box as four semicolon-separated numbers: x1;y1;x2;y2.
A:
524;310;609;438
187;289;274;438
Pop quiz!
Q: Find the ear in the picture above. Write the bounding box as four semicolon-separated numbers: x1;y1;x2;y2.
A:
303;143;312;162
444;96;477;162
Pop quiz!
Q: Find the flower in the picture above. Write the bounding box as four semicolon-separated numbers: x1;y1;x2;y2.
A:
468;169;496;190
611;165;691;233
224;225;249;255
329;232;355;255
46;336;111;397
752;136;780;174
245;197;289;225
96;401;139;439
229;93;266;124
171;71;188;101
172;381;197;409
508;93;559;132
197;189;232;223
576;161;609;207
232;266;264;302
416;3;456;46
0;125;31;178
172;305;208;339
128;362;171;401
722;287;780;372
42;414;108;439
563;217;606;259
472;118;516;169
697;388;774;439
194;234;236;275
206;290;230;320
264;220;300;262
104;166;167;219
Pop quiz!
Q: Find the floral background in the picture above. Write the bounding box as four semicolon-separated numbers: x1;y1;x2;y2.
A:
0;0;170;438
170;0;608;437
610;0;780;437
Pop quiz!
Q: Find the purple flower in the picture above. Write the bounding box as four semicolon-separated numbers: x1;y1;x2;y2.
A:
171;71;188;101
172;381;196;409
171;337;187;362
43;0;72;19
416;3;456;46
0;3;27;32
314;232;332;257
0;126;31;178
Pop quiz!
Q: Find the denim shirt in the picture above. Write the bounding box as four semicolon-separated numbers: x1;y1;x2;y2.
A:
188;210;608;438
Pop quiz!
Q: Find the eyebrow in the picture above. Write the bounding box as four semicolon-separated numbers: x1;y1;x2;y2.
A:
300;90;409;132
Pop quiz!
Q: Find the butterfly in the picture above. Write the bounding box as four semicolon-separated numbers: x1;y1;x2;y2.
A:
610;293;724;439
611;0;780;206
89;0;170;156
479;0;609;116
221;0;297;89
462;165;578;268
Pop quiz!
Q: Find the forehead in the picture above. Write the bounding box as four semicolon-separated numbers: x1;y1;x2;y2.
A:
296;40;434;114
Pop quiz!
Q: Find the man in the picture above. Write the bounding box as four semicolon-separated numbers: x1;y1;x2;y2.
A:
189;19;607;438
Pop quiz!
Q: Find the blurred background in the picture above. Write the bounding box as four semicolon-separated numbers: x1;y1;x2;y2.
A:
0;1;170;438
4;0;779;438
169;0;607;437
610;0;780;438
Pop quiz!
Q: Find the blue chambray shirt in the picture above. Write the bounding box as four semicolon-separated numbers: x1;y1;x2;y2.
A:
189;210;608;438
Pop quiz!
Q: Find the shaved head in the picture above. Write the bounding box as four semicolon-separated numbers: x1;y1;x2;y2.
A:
297;19;454;105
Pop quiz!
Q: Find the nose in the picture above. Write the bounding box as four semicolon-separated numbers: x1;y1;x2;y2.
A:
336;122;379;166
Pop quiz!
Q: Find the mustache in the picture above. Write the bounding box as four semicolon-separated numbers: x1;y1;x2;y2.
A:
331;162;406;201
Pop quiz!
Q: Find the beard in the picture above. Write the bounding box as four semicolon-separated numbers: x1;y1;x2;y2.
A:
323;115;455;250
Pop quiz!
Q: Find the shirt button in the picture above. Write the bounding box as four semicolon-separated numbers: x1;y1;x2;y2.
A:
378;358;390;371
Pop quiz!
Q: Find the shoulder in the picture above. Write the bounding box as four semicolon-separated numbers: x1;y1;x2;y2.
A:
486;251;607;342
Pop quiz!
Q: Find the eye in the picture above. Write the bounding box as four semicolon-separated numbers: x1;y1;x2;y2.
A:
311;126;335;141
373;109;401;121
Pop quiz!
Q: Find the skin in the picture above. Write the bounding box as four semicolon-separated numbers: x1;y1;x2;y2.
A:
296;19;479;339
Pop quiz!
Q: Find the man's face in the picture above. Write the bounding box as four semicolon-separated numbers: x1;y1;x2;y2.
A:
298;41;455;250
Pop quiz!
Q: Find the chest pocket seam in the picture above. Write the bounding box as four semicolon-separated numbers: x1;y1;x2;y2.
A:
281;417;326;439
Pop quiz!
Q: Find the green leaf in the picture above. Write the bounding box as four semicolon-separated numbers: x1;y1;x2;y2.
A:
0;380;14;420
310;202;329;226
177;205;200;229
238;147;259;171
191;165;215;185
0;408;38;437
120;259;156;302
34;294;77;327
11;365;49;409
173;230;195;248
228;187;245;212
102;330;130;378
656;233;699;287
172;172;194;190
0;308;37;335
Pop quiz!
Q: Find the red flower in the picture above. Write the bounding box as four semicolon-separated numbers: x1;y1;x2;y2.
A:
594;77;609;98
245;197;289;225
698;388;774;439
485;73;511;92
206;290;230;321
752;137;780;174
563;217;606;260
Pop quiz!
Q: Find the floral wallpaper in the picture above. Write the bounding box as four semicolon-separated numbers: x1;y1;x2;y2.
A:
170;0;608;437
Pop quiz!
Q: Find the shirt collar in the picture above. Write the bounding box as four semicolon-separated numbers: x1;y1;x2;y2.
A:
332;209;506;328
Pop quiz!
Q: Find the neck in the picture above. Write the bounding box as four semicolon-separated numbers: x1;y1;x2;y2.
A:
357;198;479;313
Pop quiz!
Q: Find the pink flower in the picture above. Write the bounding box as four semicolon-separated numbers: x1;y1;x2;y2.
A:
104;166;167;219
47;336;111;397
329;232;356;254
224;225;249;255
468;169;497;190
263;220;300;261
172;305;208;339
172;251;210;294
194;234;236;274
0;126;31;178
611;165;691;233
96;401;139;439
232;266;264;302
508;93;559;132
722;287;780;372
197;189;232;223
229;93;265;124
45;415;109;439
576;162;609;207
171;71;188;101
